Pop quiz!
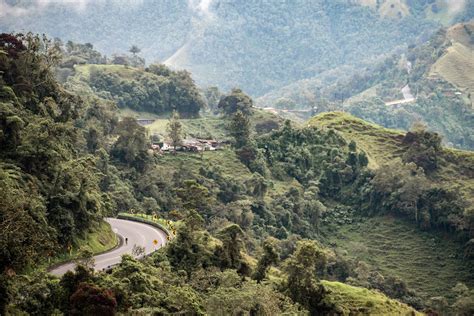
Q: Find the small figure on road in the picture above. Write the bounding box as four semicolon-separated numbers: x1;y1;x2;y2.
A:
125;237;128;245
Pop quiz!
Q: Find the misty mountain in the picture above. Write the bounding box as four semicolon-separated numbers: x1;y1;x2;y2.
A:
0;0;446;95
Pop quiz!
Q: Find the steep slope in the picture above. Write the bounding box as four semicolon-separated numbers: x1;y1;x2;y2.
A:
321;280;423;315
0;0;436;96
260;22;474;150
430;22;474;97
309;111;474;209
309;112;474;301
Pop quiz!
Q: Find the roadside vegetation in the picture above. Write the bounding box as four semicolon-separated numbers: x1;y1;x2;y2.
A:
1;33;473;315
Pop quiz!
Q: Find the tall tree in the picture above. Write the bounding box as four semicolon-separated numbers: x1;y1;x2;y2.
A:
283;240;328;313
218;88;253;116
230;110;251;148
215;224;249;275
166;110;183;152
111;117;148;165
253;238;280;283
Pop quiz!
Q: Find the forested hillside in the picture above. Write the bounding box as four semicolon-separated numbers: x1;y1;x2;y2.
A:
0;32;428;315
0;0;440;96
1;16;474;316
258;21;474;150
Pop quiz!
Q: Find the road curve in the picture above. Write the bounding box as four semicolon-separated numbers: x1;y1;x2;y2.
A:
49;217;168;276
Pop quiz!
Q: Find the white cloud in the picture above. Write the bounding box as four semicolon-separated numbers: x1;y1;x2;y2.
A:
445;0;466;16
0;0;145;17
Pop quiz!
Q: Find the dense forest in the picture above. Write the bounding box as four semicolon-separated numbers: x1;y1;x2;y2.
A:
1;32;473;315
258;21;474;150
0;0;446;96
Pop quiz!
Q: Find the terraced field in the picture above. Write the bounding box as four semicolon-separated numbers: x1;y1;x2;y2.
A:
430;22;474;99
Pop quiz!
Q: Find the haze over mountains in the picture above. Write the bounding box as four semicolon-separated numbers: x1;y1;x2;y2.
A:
2;1;474;314
2;0;472;96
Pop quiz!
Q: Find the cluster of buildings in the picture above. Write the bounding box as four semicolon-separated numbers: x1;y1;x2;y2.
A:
151;138;227;153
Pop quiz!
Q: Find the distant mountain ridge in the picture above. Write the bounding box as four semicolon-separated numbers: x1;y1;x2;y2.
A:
257;21;474;150
0;0;444;96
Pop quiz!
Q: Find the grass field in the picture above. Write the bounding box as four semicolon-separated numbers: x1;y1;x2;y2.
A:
309;112;405;168
321;280;422;315
147;116;229;140
430;22;474;104
157;148;253;181
324;215;474;301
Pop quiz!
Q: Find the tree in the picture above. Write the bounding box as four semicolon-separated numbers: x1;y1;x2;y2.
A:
215;224;249;275
166;210;211;273
203;86;222;112
167;110;183;152
371;159;429;223
176;179;212;214
283;240;328;314
218;88;253;116
111;117;148;165
230;110;251;148
69;283;117;316
76;248;95;270
402;123;442;173
129;45;141;56
452;283;474;316
253;238;280;283
142;196;159;215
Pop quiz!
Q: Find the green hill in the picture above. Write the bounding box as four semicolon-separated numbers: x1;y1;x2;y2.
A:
321;280;422;315
260;22;474;150
430;22;474;99
0;0;438;96
66;63;205;117
309;111;474;206
309;112;474;301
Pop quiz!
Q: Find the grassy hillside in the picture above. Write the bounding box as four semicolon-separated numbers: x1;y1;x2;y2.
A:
116;107;283;141
308;112;405;168
430;22;474;99
44;221;117;271
311;112;474;301
258;22;474;150
325;215;474;301
309;112;474;206
321;280;422;315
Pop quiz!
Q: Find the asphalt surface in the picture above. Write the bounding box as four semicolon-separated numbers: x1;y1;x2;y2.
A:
49;217;168;276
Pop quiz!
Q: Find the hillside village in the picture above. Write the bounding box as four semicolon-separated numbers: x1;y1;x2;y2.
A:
151;138;227;153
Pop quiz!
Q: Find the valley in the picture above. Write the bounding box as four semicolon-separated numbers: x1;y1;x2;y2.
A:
1;2;473;315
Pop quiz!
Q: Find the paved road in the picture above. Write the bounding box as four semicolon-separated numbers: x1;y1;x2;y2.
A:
49;218;168;276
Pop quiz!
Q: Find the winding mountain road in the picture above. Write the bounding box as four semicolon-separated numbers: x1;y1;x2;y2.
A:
49;218;168;276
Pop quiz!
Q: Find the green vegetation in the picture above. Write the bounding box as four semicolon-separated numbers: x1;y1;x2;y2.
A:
0;33;113;273
45;221;117;270
259;22;474;150
325;216;474;300
320;280;422;316
309;112;474;208
0;0;438;96
71;63;204;117
1;31;473;316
